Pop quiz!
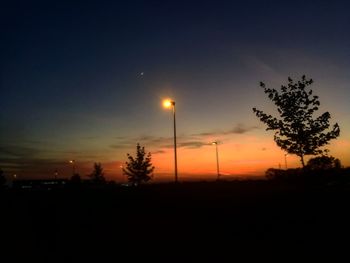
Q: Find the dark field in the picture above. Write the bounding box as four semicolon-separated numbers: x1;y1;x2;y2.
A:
1;180;350;261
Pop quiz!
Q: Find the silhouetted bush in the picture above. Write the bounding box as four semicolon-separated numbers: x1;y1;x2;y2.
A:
265;168;304;181
306;155;342;170
266;164;350;185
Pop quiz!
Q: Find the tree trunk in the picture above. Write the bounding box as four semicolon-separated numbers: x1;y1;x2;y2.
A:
298;144;305;168
300;154;305;168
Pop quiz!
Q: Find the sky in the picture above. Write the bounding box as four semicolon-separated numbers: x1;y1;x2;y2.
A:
1;0;349;181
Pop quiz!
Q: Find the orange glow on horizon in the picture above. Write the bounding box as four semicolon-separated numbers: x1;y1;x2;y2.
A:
9;135;349;182
149;136;286;179
148;135;350;181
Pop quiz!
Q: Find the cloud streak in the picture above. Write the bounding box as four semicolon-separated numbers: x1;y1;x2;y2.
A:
174;141;210;149
110;123;259;151
0;145;39;158
195;123;259;137
151;150;166;154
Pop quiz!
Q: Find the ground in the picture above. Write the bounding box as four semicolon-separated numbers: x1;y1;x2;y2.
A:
1;180;349;261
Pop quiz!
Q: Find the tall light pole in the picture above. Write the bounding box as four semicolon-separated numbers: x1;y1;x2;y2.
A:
284;154;288;170
212;141;220;181
120;165;125;182
163;99;178;183
69;160;76;175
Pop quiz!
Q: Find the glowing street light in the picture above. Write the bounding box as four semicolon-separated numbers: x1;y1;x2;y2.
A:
212;141;220;181
69;160;76;175
163;99;172;108
163;99;178;183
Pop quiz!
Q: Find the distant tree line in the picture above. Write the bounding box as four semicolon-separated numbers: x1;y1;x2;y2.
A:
265;155;350;183
0;142;155;190
70;143;154;187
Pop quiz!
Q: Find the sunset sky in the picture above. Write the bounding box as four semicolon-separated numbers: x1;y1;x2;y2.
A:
1;0;349;181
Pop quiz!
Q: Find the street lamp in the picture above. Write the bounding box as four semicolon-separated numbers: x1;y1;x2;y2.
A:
120;165;126;183
284;153;288;170
163;99;178;183
69;160;76;175
212;141;220;181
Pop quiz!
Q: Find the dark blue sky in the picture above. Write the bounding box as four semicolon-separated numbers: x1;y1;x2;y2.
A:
1;0;349;179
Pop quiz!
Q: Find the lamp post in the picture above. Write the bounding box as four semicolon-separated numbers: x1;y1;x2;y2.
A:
69;160;76;175
212;141;220;180
120;165;125;182
163;99;178;183
284;154;288;170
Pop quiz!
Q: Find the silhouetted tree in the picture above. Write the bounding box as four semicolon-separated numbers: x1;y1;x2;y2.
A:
253;76;340;167
90;163;106;183
306;155;342;170
123;143;154;186
0;169;6;188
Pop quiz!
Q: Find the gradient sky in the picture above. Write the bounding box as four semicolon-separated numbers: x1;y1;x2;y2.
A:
1;0;349;181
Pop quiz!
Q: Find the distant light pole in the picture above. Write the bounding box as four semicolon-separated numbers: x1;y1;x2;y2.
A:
69;160;76;175
163;99;178;183
212;141;220;180
120;165;125;181
284;154;288;170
